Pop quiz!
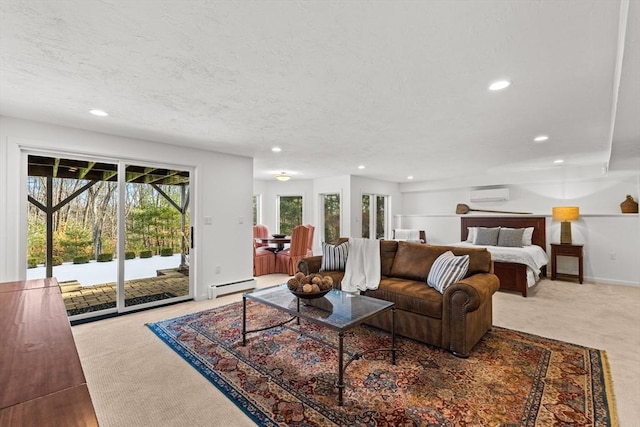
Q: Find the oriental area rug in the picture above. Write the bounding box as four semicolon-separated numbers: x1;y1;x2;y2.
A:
147;301;617;426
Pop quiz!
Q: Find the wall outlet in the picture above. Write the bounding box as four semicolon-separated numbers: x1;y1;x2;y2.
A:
609;252;616;260
215;265;221;274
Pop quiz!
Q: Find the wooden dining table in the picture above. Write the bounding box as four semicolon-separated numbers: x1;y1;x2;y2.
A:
258;236;291;252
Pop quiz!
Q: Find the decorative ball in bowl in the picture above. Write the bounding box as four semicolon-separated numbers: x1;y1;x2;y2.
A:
272;234;286;238
287;273;334;299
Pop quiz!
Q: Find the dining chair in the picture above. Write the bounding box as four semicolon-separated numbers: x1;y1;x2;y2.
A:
253;239;276;276
275;225;310;276
304;224;315;256
253;224;269;248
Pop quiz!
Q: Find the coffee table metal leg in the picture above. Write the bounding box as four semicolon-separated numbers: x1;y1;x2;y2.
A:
391;307;396;365
242;296;247;346
337;331;345;406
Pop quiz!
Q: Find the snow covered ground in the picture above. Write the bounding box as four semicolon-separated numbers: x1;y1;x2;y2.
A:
26;254;182;286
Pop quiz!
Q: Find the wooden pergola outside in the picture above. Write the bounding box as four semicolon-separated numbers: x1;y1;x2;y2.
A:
27;155;190;278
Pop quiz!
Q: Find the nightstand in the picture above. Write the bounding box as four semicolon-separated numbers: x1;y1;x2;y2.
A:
551;243;584;284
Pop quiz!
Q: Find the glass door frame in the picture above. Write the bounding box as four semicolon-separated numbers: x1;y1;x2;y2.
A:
116;160;194;314
22;148;194;321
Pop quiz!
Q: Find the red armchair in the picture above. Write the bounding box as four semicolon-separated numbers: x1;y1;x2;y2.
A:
304;224;315;256
253;240;275;276
275;225;310;276
253;224;269;248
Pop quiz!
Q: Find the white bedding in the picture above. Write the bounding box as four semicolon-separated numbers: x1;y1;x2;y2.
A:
450;242;549;287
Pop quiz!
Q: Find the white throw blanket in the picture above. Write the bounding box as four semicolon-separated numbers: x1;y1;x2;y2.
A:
342;238;381;293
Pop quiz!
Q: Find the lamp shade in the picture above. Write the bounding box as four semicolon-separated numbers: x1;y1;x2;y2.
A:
552;206;579;221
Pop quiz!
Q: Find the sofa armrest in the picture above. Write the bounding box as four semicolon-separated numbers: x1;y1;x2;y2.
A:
443;273;500;315
445;273;500;311
442;272;500;356
297;256;323;275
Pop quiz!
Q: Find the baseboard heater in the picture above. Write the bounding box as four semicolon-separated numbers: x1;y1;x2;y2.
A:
208;279;256;299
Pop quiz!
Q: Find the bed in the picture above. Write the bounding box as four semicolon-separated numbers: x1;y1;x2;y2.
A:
457;216;549;297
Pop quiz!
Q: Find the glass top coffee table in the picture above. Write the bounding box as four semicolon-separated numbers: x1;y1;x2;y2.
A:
242;284;396;406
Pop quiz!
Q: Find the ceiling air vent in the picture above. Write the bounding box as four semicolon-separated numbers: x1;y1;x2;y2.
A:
469;187;509;202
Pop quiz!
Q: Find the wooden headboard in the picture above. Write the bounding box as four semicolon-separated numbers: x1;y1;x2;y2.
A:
460;216;547;249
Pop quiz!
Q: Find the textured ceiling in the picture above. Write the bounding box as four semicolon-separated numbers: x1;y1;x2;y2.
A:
1;0;638;183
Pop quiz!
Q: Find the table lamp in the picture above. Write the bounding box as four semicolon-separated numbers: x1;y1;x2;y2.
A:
552;206;580;244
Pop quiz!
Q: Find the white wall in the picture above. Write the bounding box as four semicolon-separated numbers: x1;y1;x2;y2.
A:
399;174;640;286
0;116;254;300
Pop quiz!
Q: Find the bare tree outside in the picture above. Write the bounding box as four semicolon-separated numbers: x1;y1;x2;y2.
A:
278;196;302;235
362;194;387;240
27;155;190;268
323;194;340;243
362;195;371;238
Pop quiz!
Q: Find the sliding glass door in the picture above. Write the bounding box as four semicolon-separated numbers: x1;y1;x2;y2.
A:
27;155;119;317
122;164;190;310
26;153;192;320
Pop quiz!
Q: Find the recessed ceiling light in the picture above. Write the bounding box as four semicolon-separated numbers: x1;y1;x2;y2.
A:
89;109;108;117
489;80;510;91
554;159;564;164
407;176;414;180
534;135;549;142
358;165;365;169
271;147;282;153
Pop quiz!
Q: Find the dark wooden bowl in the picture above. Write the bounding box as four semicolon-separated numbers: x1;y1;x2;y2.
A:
290;288;331;299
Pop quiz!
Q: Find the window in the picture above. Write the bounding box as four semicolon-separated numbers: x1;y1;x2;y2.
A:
376;195;386;239
362;195;370;238
321;193;340;243
278;195;302;235
252;195;260;226
362;194;388;239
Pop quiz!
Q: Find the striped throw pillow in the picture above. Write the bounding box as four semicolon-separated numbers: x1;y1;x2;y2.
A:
427;251;469;293
320;242;349;271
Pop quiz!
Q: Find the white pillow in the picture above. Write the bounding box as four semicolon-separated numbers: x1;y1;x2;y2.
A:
466;227;477;242
427;251;470;293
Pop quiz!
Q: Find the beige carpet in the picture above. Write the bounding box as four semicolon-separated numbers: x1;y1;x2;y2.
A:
72;276;640;426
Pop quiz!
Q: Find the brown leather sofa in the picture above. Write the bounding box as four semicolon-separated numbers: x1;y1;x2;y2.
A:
297;240;500;357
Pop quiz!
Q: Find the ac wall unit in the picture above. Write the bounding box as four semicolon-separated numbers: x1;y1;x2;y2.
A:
469;188;509;202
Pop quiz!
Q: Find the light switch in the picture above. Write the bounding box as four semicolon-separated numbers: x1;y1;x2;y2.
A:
204;216;213;225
